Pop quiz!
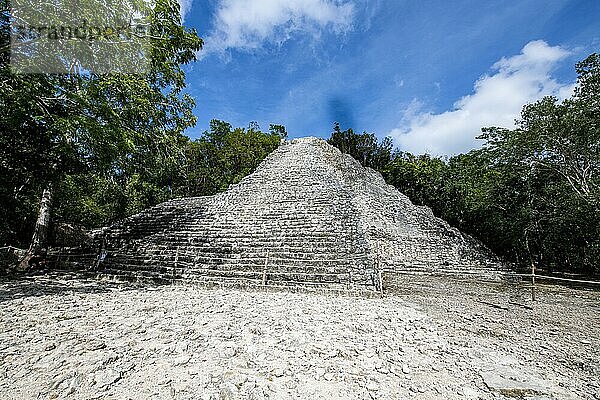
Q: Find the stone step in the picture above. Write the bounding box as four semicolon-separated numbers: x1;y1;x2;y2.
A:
59;137;507;291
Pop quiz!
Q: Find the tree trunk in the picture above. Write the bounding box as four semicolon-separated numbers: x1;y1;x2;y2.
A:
18;183;53;271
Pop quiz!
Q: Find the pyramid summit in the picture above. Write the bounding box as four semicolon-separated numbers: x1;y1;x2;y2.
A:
80;137;506;291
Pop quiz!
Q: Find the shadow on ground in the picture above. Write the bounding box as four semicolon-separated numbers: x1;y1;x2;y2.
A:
0;271;141;304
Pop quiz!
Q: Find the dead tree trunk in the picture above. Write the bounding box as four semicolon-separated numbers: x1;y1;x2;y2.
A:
18;183;53;270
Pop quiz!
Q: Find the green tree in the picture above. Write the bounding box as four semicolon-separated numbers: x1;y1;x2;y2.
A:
269;124;288;139
474;53;600;275
382;152;449;209
182;120;282;196
0;0;203;267
480;54;600;208
332;54;599;276
328;122;393;170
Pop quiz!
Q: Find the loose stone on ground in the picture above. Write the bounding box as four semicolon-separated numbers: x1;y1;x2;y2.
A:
0;275;598;399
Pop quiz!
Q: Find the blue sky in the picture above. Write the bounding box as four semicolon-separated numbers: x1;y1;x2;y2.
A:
179;0;599;155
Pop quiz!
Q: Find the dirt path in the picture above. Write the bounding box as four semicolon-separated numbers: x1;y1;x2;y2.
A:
0;275;598;399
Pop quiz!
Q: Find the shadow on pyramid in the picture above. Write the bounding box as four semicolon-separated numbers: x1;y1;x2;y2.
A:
65;138;508;293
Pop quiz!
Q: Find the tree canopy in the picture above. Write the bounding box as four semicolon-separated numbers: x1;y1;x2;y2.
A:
328;54;600;276
328;122;393;171
0;1;286;262
1;0;202;250
1;1;598;279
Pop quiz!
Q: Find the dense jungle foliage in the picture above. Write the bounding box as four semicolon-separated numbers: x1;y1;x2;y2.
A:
329;54;600;276
0;0;283;252
1;0;597;275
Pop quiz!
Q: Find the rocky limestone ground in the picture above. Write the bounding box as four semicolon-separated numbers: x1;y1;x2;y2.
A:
0;274;598;400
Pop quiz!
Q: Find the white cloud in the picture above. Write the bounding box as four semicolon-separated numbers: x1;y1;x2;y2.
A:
178;0;193;21
391;40;575;155
201;0;354;56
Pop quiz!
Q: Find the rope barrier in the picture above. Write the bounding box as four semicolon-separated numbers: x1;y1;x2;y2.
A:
516;273;600;285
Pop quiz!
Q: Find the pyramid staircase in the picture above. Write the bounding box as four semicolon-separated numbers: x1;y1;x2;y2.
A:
59;138;507;292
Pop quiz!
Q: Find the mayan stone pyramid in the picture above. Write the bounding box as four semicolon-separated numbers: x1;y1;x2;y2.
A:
89;138;506;291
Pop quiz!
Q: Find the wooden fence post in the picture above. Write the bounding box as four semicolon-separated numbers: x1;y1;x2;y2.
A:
262;250;269;286
531;262;536;302
376;241;383;295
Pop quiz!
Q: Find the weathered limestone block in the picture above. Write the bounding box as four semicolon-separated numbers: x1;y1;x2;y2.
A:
74;137;507;291
52;223;93;248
